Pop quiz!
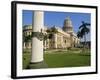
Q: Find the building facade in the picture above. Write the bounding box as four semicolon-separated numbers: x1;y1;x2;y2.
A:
23;17;80;49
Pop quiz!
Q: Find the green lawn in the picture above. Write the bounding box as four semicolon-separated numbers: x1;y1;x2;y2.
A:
23;48;91;69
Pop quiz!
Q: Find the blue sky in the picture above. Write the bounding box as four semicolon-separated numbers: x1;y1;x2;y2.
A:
23;10;91;41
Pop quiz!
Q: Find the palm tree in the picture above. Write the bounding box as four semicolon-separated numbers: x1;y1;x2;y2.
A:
77;31;83;48
77;31;83;40
79;21;90;47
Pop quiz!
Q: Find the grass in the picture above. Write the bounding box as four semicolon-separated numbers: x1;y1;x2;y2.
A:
23;48;91;69
23;53;31;69
44;52;90;68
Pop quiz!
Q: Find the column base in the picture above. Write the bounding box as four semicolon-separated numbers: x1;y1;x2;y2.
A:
27;61;48;69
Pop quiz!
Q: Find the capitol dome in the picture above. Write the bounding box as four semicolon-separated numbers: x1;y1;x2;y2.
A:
64;16;73;27
62;16;73;33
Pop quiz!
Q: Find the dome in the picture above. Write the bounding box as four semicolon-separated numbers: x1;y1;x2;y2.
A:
62;16;73;33
64;16;73;27
23;25;32;30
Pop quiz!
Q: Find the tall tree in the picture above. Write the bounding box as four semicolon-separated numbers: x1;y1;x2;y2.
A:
79;21;90;47
77;31;83;40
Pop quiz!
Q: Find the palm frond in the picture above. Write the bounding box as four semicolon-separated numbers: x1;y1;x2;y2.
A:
79;25;83;29
85;23;91;26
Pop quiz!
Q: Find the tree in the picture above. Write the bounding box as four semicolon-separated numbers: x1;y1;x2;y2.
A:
78;21;90;48
77;31;83;40
77;31;83;48
44;26;58;49
46;26;58;39
23;34;32;49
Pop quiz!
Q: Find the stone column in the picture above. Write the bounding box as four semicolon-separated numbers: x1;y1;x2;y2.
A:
29;42;31;49
31;11;44;63
54;34;57;48
47;39;49;49
29;11;47;69
61;36;64;48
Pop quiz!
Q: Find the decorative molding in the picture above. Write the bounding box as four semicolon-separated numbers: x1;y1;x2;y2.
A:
32;32;44;41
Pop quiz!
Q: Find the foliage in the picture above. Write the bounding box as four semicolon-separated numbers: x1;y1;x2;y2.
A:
46;26;58;39
77;31;83;38
77;21;91;47
23;34;32;43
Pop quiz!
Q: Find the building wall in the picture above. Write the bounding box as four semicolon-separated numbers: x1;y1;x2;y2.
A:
23;26;80;49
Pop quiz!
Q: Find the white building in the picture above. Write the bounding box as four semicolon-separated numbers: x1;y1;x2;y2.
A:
23;17;80;49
